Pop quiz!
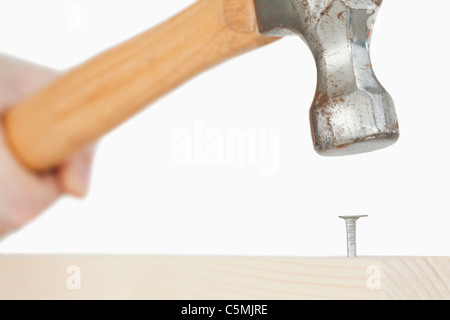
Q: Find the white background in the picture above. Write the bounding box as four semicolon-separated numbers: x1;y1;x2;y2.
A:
0;0;449;256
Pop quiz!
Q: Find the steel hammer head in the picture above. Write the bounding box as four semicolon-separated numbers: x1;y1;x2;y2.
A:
254;0;399;156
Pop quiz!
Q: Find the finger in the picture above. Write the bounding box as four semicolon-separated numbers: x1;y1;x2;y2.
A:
0;129;61;230
58;144;96;198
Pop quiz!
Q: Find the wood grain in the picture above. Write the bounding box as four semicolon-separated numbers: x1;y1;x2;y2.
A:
0;256;448;300
3;0;278;171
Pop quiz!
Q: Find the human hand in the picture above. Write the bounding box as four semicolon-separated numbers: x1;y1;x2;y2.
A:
0;54;95;238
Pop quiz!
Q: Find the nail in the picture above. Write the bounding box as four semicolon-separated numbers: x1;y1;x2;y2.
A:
339;215;368;258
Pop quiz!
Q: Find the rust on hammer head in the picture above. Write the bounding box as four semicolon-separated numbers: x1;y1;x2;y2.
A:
254;0;399;156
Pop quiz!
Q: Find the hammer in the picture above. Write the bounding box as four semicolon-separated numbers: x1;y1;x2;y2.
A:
3;0;399;172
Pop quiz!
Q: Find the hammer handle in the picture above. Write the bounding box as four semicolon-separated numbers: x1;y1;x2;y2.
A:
3;0;277;171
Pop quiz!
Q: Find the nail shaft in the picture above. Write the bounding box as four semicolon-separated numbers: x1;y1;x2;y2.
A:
339;215;367;258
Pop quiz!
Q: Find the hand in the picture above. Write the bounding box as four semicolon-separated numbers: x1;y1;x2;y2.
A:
0;54;95;238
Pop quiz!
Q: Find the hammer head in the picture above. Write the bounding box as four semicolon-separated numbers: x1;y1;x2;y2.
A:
254;0;399;156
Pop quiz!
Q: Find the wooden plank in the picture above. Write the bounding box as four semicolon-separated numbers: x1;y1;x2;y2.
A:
0;256;448;300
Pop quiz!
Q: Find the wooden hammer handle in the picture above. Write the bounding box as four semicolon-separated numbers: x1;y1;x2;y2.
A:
3;0;277;171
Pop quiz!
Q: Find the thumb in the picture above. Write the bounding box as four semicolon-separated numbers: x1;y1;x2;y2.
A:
58;144;96;198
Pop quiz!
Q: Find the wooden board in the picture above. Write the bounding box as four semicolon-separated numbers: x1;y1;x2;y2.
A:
0;256;448;300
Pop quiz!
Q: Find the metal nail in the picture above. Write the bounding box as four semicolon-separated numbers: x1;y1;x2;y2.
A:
339;215;368;258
